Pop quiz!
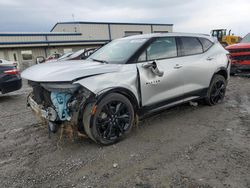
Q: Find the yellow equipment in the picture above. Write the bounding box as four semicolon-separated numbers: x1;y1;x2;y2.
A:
211;29;241;46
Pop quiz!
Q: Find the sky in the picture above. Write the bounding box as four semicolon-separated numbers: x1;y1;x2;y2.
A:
0;0;249;37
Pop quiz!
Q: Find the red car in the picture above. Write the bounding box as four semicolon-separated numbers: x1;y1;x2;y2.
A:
226;33;250;74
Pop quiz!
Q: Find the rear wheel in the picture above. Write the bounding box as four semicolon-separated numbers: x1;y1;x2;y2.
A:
83;93;134;145
205;75;227;106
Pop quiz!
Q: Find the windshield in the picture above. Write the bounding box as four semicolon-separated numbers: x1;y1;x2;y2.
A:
241;33;250;43
87;38;147;64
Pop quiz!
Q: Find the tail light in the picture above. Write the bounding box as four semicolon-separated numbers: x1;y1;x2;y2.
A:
226;54;232;63
4;68;19;75
226;54;232;68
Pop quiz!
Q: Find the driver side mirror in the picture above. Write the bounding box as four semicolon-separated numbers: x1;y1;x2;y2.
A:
142;61;164;77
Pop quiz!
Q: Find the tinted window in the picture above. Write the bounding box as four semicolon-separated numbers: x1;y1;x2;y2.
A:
138;37;177;61
199;38;213;51
180;37;203;56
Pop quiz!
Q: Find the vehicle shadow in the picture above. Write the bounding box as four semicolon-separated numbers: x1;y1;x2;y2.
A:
0;94;22;102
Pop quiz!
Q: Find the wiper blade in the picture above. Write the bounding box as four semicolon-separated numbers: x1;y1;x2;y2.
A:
90;58;108;64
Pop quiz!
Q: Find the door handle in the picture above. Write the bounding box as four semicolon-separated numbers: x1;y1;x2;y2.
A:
206;57;214;61
174;64;182;69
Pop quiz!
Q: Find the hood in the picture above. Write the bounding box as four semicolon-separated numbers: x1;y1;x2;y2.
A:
21;60;120;82
226;42;250;50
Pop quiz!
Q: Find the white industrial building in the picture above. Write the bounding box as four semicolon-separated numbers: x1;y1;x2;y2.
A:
0;21;173;70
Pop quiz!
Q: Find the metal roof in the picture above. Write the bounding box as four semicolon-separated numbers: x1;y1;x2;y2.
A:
51;21;174;31
0;32;81;37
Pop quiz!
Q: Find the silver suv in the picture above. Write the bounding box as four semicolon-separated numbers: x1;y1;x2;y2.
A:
22;33;230;145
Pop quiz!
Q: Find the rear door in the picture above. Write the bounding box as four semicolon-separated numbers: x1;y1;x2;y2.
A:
177;37;215;95
136;37;185;107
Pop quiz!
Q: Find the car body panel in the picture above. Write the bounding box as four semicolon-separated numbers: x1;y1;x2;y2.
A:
180;43;229;93
0;65;22;94
21;60;120;82
137;58;184;106
75;64;139;101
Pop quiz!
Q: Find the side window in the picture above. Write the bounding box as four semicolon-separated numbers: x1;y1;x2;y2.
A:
138;37;177;61
199;38;213;51
180;37;203;56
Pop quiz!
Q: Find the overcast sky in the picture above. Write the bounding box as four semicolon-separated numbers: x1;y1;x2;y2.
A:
0;0;249;36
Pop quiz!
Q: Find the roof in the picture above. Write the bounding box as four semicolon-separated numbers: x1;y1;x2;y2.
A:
0;32;81;37
51;21;174;31
120;32;213;41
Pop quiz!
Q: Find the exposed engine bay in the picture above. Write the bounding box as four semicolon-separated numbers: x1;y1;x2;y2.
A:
27;81;93;137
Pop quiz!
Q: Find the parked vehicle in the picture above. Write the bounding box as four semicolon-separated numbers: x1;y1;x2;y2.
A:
45;52;74;63
226;33;250;74
36;48;97;64
60;48;97;61
37;53;62;64
22;33;230;145
0;64;22;94
0;59;18;67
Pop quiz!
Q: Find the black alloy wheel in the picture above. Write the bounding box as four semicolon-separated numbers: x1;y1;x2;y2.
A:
210;80;226;104
206;75;227;105
84;93;134;145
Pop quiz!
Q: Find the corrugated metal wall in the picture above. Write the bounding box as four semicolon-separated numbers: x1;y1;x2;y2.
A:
109;24;152;39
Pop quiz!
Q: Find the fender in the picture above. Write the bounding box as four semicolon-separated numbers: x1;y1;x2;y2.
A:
95;87;140;111
213;67;228;80
208;67;228;89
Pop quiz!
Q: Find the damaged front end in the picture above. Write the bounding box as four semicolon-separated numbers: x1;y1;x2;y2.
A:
27;81;94;137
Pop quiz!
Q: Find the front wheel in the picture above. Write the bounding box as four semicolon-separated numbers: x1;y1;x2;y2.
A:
205;75;227;106
83;93;134;145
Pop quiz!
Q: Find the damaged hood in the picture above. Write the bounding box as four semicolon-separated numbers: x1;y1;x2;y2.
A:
21;60;120;82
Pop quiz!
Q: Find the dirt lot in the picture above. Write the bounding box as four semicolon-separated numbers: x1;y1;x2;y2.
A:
0;77;250;188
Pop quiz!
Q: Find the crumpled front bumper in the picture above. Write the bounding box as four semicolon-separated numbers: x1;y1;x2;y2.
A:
27;94;55;121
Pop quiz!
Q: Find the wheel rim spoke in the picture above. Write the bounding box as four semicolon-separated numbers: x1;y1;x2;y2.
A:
210;80;225;104
115;102;125;114
96;100;131;140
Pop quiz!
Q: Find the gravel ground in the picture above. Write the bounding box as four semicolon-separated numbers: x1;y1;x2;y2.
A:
0;77;250;188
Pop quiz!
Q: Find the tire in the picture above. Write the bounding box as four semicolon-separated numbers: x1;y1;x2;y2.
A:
83;93;134;145
205;74;227;106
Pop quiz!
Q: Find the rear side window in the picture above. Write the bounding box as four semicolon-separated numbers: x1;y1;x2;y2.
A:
199;38;213;51
180;37;203;56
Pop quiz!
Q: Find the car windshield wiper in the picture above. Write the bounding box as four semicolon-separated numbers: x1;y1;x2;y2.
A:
90;58;109;64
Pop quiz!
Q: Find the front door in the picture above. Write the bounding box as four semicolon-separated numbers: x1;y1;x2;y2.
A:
136;37;184;107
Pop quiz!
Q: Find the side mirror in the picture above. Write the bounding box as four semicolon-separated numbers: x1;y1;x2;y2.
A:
142;61;164;77
36;56;45;64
